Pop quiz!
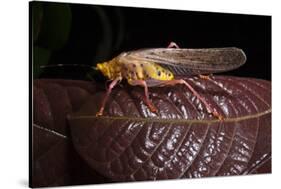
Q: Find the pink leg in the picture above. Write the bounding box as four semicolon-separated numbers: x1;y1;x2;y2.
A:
129;80;158;113
166;43;221;119
162;79;223;120
167;41;180;48
199;74;211;80
167;42;213;81
96;78;121;116
166;43;212;80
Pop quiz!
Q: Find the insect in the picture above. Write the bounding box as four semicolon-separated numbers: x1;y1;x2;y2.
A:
94;42;246;120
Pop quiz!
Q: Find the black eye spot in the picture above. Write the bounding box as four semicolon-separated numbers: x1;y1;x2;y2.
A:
157;71;161;76
168;73;171;76
133;64;136;68
140;64;143;67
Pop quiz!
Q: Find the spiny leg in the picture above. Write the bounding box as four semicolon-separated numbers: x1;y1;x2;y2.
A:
167;41;180;48
199;74;215;81
129;80;158;113
96;77;121;116
167;42;221;119
167;42;214;81
199;74;211;80
161;79;223;120
167;41;212;80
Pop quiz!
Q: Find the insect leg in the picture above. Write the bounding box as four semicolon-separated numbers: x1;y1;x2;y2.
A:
199;75;210;80
199;74;213;80
96;77;122;116
161;79;223;120
167;41;180;48
128;80;158;113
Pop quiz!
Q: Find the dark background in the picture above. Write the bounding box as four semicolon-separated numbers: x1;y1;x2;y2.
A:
30;2;272;187
32;1;271;80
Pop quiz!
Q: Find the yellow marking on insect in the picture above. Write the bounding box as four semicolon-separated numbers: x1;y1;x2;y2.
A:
144;63;174;80
96;57;174;82
96;58;121;80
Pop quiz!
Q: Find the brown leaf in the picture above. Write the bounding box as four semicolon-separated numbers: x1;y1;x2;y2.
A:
69;76;271;181
32;79;109;187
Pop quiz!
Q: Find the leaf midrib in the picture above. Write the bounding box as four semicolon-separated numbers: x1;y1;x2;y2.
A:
68;108;271;125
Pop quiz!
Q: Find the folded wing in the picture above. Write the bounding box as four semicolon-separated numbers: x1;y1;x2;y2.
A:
127;47;246;75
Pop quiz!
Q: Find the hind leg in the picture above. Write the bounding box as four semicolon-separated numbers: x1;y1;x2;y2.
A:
160;79;223;120
167;41;180;48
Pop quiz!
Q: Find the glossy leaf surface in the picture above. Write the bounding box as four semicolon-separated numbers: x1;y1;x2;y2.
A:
69;76;271;181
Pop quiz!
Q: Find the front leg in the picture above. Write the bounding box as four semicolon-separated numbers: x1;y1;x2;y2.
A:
96;77;122;116
128;80;158;113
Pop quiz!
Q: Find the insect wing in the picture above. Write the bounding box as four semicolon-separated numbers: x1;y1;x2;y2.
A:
127;47;246;75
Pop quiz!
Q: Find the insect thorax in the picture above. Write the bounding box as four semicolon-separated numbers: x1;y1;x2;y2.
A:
96;54;174;81
96;58;122;80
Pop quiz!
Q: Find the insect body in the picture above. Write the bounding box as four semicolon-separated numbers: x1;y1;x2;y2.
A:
95;42;247;120
97;52;174;83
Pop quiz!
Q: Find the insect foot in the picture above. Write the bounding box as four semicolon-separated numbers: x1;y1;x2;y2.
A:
212;110;224;121
147;103;158;113
96;108;104;117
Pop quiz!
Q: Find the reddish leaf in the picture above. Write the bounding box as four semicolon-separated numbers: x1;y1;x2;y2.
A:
69;76;271;181
32;79;109;187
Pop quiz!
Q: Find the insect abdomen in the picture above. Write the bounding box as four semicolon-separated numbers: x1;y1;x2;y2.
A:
119;59;174;81
143;62;174;80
